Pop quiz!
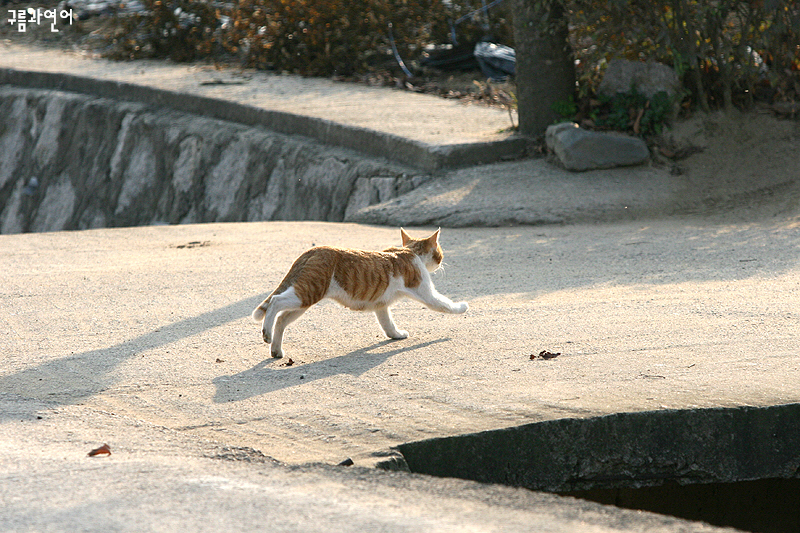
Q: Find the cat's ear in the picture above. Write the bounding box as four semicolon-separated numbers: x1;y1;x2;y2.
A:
427;228;441;246
400;228;412;247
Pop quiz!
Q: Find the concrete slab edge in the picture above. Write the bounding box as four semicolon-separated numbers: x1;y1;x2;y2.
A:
398;403;800;492
0;67;526;172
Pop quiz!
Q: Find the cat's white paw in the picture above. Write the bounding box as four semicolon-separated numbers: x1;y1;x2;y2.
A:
388;330;409;340
262;328;272;344
454;302;469;314
271;347;284;359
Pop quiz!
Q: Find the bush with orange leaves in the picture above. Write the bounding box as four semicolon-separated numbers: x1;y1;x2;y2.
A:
105;0;513;76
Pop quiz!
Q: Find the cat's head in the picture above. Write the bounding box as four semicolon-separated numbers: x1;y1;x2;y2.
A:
400;228;443;272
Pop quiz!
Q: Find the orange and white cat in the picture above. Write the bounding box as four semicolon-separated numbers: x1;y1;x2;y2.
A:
251;228;468;358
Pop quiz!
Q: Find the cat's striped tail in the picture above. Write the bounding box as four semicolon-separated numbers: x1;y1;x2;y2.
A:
251;296;272;322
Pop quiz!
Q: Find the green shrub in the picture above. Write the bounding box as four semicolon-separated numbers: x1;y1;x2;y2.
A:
551;96;578;121
593;88;673;136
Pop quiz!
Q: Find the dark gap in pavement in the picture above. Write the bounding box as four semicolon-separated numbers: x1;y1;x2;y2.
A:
562;477;800;533
397;403;800;533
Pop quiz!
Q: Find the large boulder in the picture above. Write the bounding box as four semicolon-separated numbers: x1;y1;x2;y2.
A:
546;122;650;171
599;59;681;98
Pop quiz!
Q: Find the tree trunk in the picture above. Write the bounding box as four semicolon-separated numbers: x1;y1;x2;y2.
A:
512;0;575;137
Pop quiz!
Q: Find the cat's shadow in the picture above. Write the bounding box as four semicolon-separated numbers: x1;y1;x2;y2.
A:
212;337;450;403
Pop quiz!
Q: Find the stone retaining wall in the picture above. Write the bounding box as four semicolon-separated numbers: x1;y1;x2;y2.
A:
0;87;426;234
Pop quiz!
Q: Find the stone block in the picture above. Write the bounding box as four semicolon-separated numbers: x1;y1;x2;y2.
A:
546;122;650;171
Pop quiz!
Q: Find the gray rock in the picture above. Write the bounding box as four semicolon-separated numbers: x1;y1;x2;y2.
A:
370;177;397;203
343;178;377;221
546;122;650;171
599;59;681;98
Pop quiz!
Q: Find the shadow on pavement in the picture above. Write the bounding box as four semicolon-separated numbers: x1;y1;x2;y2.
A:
212;338;450;403
0;295;264;423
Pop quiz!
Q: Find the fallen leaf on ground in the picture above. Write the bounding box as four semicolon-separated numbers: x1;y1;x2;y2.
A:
88;444;111;457
175;241;210;249
530;350;561;360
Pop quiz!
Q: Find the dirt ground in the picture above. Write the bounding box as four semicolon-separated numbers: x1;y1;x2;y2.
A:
657;111;800;203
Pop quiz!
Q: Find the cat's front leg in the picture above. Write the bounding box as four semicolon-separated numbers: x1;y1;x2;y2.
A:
405;282;469;314
433;298;468;314
375;307;409;339
451;301;469;313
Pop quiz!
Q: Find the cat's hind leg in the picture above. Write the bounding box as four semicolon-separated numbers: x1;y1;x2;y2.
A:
375;307;409;340
270;308;306;359
257;287;303;348
252;296;275;343
251;296;272;322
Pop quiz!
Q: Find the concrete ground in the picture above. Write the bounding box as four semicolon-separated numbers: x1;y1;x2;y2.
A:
1;43;799;532
2;219;799;531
